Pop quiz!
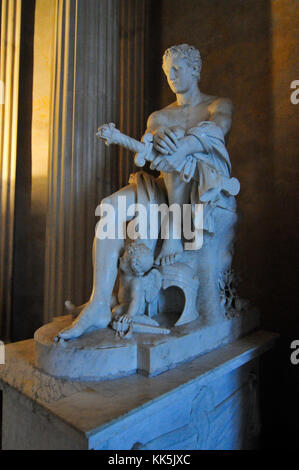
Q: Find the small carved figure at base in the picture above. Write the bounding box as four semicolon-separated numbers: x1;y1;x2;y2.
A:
111;240;169;337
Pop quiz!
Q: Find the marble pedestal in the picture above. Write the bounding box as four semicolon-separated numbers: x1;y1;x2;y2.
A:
34;311;260;380
0;331;277;450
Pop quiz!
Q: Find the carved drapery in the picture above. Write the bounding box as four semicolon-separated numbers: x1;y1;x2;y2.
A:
44;0;119;322
0;0;22;339
118;0;151;188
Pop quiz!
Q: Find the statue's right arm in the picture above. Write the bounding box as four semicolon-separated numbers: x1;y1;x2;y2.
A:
146;112;179;155
147;110;205;173
146;111;162;134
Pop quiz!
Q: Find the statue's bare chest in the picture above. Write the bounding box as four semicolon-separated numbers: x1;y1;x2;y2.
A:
164;104;211;131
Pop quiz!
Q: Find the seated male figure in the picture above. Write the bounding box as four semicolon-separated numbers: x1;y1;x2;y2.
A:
144;44;233;265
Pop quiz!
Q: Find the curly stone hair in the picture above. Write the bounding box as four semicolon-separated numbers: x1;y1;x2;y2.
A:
162;44;202;80
123;242;154;276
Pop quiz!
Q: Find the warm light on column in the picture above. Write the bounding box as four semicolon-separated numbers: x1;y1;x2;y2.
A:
31;0;55;183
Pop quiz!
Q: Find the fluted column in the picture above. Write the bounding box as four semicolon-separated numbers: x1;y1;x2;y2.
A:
118;0;151;188
0;0;22;339
44;0;119;322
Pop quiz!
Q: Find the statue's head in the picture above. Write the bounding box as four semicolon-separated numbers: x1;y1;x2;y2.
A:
120;241;154;277
162;44;202;94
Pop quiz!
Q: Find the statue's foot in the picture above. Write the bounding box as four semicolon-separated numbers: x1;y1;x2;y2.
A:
154;239;183;266
55;300;111;341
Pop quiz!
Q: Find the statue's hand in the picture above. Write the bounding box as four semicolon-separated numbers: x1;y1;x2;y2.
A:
96;122;116;145
153;128;180;154
150;142;187;173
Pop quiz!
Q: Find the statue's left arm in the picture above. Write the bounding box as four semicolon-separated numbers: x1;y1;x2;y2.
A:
151;98;233;176
208;97;233;137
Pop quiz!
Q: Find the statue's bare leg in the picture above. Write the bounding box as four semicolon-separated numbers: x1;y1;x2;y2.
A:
64;300;88;319
56;183;136;340
155;173;191;265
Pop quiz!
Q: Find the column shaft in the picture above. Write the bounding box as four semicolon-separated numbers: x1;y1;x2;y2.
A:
0;0;22;339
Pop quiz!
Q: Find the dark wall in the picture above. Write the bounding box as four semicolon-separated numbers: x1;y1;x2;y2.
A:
147;0;299;448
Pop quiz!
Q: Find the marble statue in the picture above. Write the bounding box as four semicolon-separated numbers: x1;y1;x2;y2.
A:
56;43;240;341
111;240;169;337
33;44;259;380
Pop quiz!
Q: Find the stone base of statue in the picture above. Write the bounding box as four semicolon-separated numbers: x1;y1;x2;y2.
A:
34;309;260;381
0;331;278;449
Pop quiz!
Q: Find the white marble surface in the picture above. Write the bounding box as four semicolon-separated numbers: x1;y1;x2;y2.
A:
0;330;278;449
34;310;260;380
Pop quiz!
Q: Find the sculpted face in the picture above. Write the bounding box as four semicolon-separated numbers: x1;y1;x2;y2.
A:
163;55;198;94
